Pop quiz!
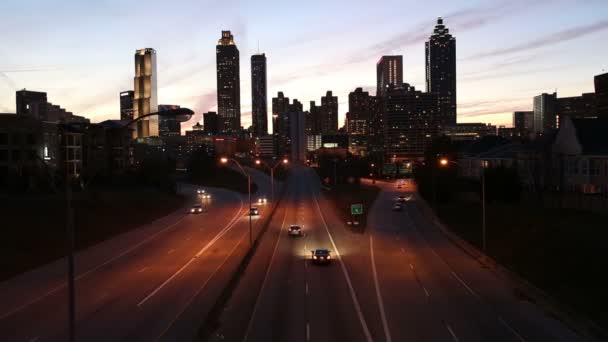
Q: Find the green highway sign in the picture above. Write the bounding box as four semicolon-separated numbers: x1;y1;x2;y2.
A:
351;204;363;215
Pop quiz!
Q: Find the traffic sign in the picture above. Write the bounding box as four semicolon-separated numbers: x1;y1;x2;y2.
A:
351;204;363;215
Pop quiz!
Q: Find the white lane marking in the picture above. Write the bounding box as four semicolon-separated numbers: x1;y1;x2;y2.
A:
313;192;373;342
498;316;527;342
185;236;191;241
305;283;309;295
156;214;251;340
167;249;174;255
446;324;459;341
306;322;310;341
242;200;289;342
1;192;244;319
138;205;246;306
138;266;148;273
423;286;430;297
370;236;393;342
409;263;414;270
451;271;480;299
400;247;406;253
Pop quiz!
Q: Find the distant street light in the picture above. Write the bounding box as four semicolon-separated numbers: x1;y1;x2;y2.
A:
439;157;488;251
221;157;253;247
254;158;289;202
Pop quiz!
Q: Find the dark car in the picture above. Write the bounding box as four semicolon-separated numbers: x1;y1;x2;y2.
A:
249;207;259;216
392;203;403;211
190;204;203;214
288;225;303;236
311;249;331;264
397;195;406;203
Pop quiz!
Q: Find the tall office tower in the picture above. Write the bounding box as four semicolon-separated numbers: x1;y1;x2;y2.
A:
309;101;322;135
216;30;241;135
383;84;438;159
513;111;534;136
203;111;219;135
272;92;290;135
251;53;268;137
289;111;306;163
289;99;303;112
16;89;48;119
347;87;373;135
133;48;159;138
426;17;457;126
594;72;608;116
376;56;403;97
320;91;338;134
533;93;557;133
120;90;134;121
158;104;181;137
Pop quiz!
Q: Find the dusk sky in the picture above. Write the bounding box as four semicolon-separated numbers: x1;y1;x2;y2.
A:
1;0;607;132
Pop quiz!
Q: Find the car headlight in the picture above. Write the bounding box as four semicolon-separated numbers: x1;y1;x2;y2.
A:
327;255;331;259
313;256;317;259
198;209;202;212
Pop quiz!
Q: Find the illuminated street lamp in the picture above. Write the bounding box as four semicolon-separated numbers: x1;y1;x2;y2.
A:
439;157;488;252
254;158;289;202
221;157;253;247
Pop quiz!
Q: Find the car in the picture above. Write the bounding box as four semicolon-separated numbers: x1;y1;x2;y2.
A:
201;193;211;199
311;249;331;264
196;189;205;194
288;225;303;236
346;220;360;226
190;204;203;214
249;207;259;216
397;195;406;203
257;197;267;204
392;203;403;211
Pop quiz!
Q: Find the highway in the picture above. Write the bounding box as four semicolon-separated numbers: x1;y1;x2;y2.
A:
211;166;585;342
0;168;278;341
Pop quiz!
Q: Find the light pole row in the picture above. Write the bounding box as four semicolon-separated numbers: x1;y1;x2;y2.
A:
254;158;288;203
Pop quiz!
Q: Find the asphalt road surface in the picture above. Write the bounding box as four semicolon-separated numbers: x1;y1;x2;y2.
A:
0;168;277;341
211;166;585;342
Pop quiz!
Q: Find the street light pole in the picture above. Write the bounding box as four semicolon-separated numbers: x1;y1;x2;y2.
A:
481;160;487;252
66;176;75;342
248;174;252;247
221;157;253;247
270;167;274;203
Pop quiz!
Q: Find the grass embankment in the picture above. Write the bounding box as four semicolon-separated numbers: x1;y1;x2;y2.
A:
322;183;381;232
0;187;186;281
436;201;608;329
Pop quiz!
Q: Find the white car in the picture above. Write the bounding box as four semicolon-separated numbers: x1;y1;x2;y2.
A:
202;193;211;199
288;225;303;236
196;189;205;194
346;220;360;226
257;197;267;204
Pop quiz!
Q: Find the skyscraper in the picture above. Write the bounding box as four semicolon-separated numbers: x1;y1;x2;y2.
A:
272;91;290;136
383;84;438;159
158;104;181;137
533;92;557;133
376;56;403;97
513;111;534;136
133;48;158;138
251;53;268;136
120;90;134;121
320;91;338;134
216;31;241;135
426;17;456;126
203;111;219;135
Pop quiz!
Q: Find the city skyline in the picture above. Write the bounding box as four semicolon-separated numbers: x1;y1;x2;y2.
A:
1;0;607;133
